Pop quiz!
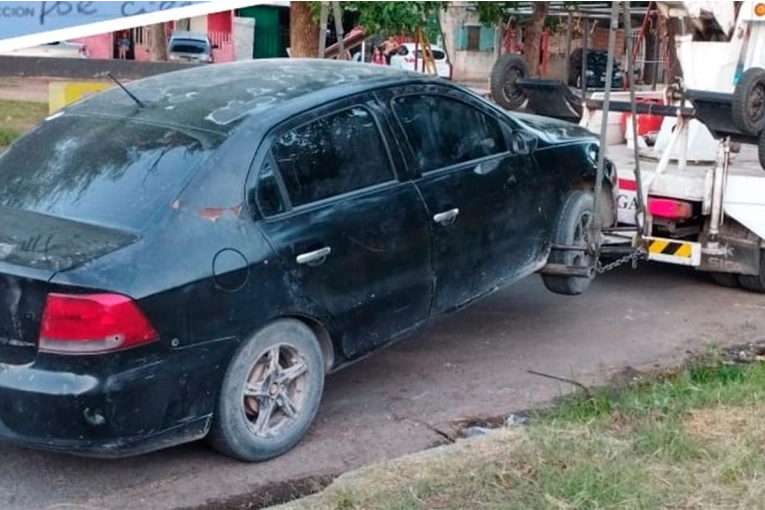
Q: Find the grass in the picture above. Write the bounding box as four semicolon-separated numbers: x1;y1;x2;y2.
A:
279;354;765;510
0;98;48;151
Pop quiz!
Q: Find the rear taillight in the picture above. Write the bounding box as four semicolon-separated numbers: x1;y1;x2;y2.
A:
648;198;693;220
39;293;158;355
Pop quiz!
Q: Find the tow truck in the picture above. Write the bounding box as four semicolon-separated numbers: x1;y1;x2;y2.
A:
585;0;765;292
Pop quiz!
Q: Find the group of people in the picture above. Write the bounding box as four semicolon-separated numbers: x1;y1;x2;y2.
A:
370;36;400;66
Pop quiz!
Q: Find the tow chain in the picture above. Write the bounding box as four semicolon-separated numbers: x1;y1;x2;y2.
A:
596;246;648;274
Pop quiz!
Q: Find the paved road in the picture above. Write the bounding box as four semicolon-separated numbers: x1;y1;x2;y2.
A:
1;264;764;510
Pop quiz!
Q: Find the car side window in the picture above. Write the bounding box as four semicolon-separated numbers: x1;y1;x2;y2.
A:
392;94;508;173
271;106;394;207
255;158;286;217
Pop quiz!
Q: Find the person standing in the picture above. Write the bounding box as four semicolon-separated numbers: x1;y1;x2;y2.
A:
117;31;131;60
381;36;399;65
371;46;386;65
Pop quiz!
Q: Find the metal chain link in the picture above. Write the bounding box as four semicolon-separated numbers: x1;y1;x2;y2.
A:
596;246;648;274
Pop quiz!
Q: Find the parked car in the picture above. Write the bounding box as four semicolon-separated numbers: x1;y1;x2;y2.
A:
389;42;453;79
1;41;88;59
0;59;618;462
168;31;217;64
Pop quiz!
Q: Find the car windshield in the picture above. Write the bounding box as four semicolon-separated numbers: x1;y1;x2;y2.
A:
0;115;215;231
170;39;208;54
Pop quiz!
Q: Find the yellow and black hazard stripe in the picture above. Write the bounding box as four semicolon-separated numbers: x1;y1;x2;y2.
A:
647;239;693;259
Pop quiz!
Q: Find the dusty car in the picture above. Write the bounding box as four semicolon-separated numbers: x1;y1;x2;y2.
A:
0;59;617;462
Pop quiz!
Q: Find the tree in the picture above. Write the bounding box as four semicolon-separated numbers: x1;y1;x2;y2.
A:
289;1;558;75
149;23;168;62
290;1;320;57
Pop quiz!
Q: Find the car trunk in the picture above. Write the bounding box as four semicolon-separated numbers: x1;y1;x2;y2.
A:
0;208;138;365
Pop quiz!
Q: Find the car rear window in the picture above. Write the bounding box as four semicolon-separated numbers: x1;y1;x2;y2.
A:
170;40;208;54
0;115;214;231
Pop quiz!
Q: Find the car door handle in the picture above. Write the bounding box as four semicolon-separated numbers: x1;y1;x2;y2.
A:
433;208;460;225
474;159;501;175
296;246;332;265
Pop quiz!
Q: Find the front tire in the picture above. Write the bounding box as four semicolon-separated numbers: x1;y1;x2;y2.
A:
208;319;325;462
543;190;596;296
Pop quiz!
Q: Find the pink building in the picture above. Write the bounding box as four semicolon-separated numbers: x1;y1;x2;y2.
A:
72;11;235;63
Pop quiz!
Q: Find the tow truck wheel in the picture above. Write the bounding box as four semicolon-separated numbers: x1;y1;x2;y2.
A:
543;190;596;296
737;255;765;293
758;131;765;171
708;272;740;288
732;67;765;136
490;54;528;111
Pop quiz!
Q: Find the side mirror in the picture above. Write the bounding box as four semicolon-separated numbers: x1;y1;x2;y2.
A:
511;131;537;156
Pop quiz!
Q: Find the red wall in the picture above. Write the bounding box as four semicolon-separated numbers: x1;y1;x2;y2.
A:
207;11;232;33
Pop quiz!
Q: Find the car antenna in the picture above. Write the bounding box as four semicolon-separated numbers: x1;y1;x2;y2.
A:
107;72;145;109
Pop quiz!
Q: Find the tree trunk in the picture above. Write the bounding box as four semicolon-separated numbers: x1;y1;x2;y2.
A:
522;2;549;76
290;1;320;58
150;23;168;62
663;17;683;81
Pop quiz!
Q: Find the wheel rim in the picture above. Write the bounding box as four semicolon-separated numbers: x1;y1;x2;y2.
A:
572;211;594;268
748;83;765;125
502;66;524;102
241;344;309;439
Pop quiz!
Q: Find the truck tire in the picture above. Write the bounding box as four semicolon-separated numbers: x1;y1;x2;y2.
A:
732;67;765;136
737;253;765;293
758;131;765;171
708;271;740;288
543;190;596;296
490;54;528;111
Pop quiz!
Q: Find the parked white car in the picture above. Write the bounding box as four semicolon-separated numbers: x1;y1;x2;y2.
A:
389;43;452;80
1;41;88;59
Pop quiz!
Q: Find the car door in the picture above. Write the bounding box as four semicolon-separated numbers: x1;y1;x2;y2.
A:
381;84;542;313
251;95;433;359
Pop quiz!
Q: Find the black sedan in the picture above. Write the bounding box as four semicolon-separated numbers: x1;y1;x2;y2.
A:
0;59;618;462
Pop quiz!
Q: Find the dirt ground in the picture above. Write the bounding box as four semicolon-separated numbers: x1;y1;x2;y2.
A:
0;77;51;103
0;264;762;510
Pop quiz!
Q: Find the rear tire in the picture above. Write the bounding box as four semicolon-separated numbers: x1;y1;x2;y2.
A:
543;190;596;296
737;253;765;293
732;67;765;136
490;54;529;111
708;271;740;288
758;131;765;171
208;319;325;462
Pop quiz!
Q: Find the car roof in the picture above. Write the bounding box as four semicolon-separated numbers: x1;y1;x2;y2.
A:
170;31;209;41
65;59;432;135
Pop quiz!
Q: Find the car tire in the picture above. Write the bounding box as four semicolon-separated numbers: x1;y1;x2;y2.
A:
490;54;528;111
708;271;740;288
543;190;596;296
208;319;325;462
737;253;765;293
758;131;765;171
731;67;765;136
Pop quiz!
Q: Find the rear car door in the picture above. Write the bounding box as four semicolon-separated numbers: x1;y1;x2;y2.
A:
252;95;433;358
381;84;541;312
